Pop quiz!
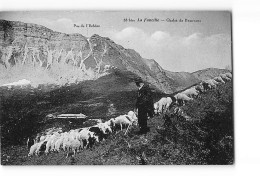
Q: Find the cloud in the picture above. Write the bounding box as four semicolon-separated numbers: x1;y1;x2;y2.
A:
110;27;174;49
113;27;146;40
109;27;231;72
151;31;171;41
182;32;203;45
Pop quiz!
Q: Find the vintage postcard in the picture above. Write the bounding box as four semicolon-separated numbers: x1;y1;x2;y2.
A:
0;11;233;165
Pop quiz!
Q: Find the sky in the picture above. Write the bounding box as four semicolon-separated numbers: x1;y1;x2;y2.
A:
0;11;232;72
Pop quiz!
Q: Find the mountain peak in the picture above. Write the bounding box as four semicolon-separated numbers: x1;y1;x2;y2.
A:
0;19;228;93
0;19;176;93
90;34;101;38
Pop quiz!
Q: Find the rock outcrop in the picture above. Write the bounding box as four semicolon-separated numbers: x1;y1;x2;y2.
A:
0;20;176;93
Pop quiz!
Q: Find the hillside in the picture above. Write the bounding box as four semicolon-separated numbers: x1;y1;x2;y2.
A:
0;66;165;147
0;19;232;165
192;68;228;81
1;80;233;165
164;70;200;91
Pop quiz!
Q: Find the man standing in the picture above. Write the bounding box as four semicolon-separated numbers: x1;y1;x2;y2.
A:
135;79;154;134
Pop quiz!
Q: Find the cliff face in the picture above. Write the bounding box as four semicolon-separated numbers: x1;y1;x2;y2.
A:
0;19;228;93
0;20;176;93
0;20;97;70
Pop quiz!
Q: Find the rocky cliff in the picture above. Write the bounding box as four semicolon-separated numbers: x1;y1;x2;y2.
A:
0;19;177;93
0;19;228;93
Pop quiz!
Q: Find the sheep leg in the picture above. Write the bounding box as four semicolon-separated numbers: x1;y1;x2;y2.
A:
124;124;132;135
162;105;165;114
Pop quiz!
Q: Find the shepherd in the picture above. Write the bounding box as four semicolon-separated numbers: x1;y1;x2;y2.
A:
135;78;154;134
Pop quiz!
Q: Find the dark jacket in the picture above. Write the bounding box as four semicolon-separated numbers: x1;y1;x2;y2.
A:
136;84;153;110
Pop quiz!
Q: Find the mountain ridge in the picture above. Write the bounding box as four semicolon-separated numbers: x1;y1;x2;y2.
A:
0;19;228;93
192;67;228;80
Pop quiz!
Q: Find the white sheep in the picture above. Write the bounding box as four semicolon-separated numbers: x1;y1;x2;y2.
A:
205;79;217;89
39;135;46;142
44;137;53;155
50;136;61;152
154;102;159;115
92;133;100;143
79;129;92;148
34;135;41;144
104;118;116;131
94;122;112;135
165;97;173;113
127;111;138;121
45;133;61;154
114;115;132;131
69;138;81;153
182;87;199;98
80;130;97;148
34;134;51;155
214;76;226;84
35;140;47;156
62;135;70;151
211;79;219;85
154;97;168;115
28;143;39;157
220;73;231;81
62;138;71;152
62;135;79;152
225;72;232;79
103;123;113;134
68;130;81;141
54;136;64;152
174;93;193;106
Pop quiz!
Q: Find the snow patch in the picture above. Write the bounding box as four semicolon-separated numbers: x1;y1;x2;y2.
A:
2;79;31;88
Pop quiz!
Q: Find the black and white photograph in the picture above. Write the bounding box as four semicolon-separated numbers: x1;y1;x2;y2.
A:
0;10;233;165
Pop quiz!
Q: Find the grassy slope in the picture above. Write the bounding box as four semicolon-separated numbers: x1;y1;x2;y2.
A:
1;81;233;165
164;70;200;91
192;68;228;81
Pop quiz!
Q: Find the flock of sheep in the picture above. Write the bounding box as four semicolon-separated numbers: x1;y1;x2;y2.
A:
27;111;138;157
153;72;232;115
27;71;232;159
